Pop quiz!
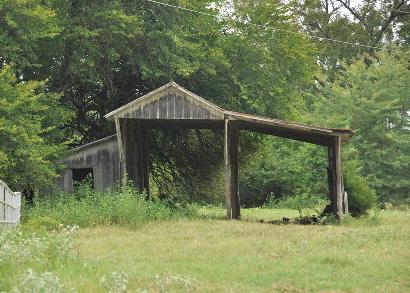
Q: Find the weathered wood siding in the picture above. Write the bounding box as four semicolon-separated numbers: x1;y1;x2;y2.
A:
56;135;120;192
116;89;224;120
224;119;240;220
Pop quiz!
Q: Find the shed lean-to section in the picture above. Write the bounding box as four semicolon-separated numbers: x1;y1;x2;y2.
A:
57;135;120;192
59;82;353;220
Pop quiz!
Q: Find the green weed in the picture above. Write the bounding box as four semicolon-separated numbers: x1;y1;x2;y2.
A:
23;183;197;229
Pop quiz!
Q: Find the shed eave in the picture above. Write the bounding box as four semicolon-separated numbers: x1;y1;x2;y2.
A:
224;111;353;140
68;135;118;154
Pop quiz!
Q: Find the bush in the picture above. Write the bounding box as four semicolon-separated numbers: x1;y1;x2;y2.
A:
23;183;198;229
344;172;377;217
24;216;60;232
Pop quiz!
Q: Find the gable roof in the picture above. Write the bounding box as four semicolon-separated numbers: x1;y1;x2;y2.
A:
103;82;353;145
104;82;225;121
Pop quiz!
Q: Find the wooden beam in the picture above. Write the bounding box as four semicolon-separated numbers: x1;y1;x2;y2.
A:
224;118;240;220
328;136;343;220
119;119;150;195
236;121;334;146
140;119;224;130
135;121;150;197
115;118;126;180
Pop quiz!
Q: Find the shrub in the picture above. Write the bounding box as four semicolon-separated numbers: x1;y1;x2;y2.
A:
344;172;377;216
24;216;60;232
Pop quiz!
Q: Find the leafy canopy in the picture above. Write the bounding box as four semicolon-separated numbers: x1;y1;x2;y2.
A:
312;50;410;201
0;65;72;190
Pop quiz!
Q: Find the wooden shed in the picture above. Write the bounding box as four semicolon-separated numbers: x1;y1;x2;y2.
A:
58;82;353;219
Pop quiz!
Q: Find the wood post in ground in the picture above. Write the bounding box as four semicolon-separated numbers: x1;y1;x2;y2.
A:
328;136;343;220
224;118;240;220
118;119;150;196
135;121;150;197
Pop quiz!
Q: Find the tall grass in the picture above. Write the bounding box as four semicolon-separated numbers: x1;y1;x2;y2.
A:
23;183;197;230
0;226;80;291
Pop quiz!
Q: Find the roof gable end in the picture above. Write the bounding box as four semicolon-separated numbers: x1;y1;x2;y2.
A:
105;82;224;120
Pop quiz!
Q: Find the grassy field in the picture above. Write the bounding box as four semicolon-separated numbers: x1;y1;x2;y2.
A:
1;208;409;292
197;206;302;221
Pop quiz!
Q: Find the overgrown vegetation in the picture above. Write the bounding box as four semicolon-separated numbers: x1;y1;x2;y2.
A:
1;209;409;292
23;183;197;229
1;1;409;212
0;1;408;291
0;226;79;291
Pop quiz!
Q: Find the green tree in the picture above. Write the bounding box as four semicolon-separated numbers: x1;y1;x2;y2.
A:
44;0;318;198
312;50;410;202
0;0;319;199
0;0;60;76
291;0;409;74
0;65;72;191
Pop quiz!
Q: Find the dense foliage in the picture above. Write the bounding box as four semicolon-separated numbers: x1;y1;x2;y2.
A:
0;0;317;197
0;65;72;191
312;51;410;203
0;0;409;214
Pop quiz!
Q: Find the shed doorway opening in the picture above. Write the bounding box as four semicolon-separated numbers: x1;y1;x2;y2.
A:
72;168;94;188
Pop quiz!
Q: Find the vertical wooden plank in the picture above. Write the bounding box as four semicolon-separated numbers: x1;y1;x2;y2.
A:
123;118;137;186
159;96;168;119
136;107;143;118
116;118;126;183
328;137;343;220
5;188;9;224
10;191;14;225
175;95;183;118
224;118;240;220
115;118;124;162
17;192;21;225
122;119;150;195
189;102;195;118
1;185;4;224
10;190;13;224
168;93;175;119
181;96;187;118
135;120;150;196
335;136;343;219
150;99;159;118
142;104;149;118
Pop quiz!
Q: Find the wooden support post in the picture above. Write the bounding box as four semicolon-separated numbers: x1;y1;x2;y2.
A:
115;118;126;181
118;119;150;196
224;118;240;220
135;121;150;197
328;136;343;220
